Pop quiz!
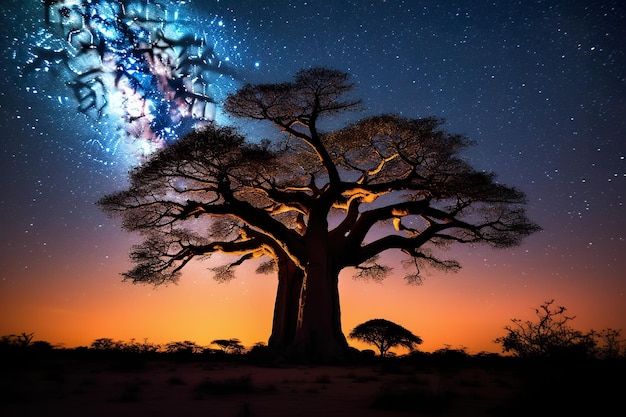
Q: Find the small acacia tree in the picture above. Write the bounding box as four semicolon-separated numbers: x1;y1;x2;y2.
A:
349;318;422;357
211;338;244;354
99;67;540;362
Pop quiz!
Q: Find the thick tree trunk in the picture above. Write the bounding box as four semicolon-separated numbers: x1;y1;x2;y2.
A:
267;254;303;352
268;255;348;362
287;264;348;362
283;216;349;363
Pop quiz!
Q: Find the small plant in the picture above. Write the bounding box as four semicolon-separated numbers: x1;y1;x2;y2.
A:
16;332;34;347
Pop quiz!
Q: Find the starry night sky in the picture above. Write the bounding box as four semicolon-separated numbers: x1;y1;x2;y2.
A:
1;0;624;353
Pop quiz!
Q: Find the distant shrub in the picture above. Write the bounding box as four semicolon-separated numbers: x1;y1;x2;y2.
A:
164;340;204;355
211;338;244;354
244;342;272;364
494;300;624;360
90;338;126;351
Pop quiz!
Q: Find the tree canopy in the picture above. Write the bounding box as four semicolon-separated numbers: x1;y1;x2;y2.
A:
211;338;245;354
98;67;540;362
349;318;422;357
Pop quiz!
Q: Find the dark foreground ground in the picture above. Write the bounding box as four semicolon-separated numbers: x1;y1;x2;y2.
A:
1;351;623;416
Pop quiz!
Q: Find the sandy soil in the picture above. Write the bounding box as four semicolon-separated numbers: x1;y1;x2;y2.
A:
0;359;522;417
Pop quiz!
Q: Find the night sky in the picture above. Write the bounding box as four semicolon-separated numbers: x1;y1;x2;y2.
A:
1;0;624;354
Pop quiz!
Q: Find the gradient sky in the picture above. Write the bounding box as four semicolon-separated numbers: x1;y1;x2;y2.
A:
1;0;624;355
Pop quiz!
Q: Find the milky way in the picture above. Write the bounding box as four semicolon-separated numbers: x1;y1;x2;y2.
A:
14;0;245;164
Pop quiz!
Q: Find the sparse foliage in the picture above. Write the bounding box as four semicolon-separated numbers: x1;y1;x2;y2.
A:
494;300;614;359
90;338;126;351
591;328;626;359
99;67;540;361
164;340;204;355
125;338;161;354
16;332;34;347
211;338;244;354
0;332;36;350
349;319;422;357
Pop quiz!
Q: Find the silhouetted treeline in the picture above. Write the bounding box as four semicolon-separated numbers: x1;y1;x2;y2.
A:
3;300;624;370
2;333;624;368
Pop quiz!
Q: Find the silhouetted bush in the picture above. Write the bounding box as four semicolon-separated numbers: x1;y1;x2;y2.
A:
495;300;625;360
243;342;273;365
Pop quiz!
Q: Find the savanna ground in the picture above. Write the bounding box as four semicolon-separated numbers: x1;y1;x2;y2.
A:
1;350;622;417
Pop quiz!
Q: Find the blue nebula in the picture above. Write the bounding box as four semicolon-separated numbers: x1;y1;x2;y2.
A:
21;0;243;163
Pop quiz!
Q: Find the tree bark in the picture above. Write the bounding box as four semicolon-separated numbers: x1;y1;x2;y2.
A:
286;262;348;362
283;215;349;363
268;253;303;352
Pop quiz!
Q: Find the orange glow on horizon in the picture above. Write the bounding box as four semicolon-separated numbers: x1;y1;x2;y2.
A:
2;242;624;356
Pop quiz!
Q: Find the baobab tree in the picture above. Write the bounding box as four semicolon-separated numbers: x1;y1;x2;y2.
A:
98;67;540;362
